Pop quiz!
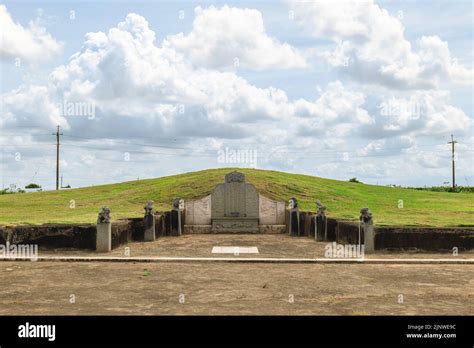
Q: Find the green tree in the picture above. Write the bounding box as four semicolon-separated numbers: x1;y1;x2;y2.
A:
349;178;361;183
25;183;41;189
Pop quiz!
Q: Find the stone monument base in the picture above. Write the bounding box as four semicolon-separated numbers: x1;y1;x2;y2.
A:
211;218;259;233
183;224;285;234
184;225;212;234
258;224;286;234
96;223;111;252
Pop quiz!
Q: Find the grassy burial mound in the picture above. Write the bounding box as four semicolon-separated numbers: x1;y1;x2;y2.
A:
0;168;472;227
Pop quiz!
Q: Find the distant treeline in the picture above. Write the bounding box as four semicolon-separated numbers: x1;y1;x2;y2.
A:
404;186;474;193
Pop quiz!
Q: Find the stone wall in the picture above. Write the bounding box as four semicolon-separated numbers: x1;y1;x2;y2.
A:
0;224;96;249
2;212;472;252
155;214;165;237
289;212;337;241
290;212;474;252
130;218;145;241
211;181;259;219
258;225;286;234
161;211;184;236
184;195;212;225
111;220;134;249
333;220;474;251
183;225;212;234
0;218;149;250
376;227;474;251
259;195;285;225
184;193;286;233
335;220;362;244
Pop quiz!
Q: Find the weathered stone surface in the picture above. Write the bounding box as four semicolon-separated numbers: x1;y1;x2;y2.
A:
336;220;361;245
225;171;245;183
184;172;285;234
143;214;155;242
143;201;156;242
173;197;184;211
360;208;374;253
212;182;258;219
97;207;111;224
155;214;165;237
315;215;327;241
364;224;375;253
287;197;301;236
0;224;96;249
288;197;298;209
96;223;111;252
111;220;133;249
183;225;212;234
144;201;154;216
170;210;182;236
288;210;300;236
211;171;259;232
360;207;373;225
316;200;327;217
259;195;285;225
300;212;308;236
212;218;259;233
258;224;286;234
185;194;212;225
375;227;474;251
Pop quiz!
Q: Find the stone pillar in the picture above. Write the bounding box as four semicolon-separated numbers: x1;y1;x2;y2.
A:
315;215;327;241
96;206;111;252
315;199;327;241
287;197;300;236
143;201;156;242
364;223;375;253
360;207;375;253
170;198;184;236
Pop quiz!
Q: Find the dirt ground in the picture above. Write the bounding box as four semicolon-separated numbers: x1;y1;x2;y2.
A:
2;235;472;315
38;234;474;259
1;261;472;315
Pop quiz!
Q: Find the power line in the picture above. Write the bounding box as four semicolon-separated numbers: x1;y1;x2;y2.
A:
52;125;63;190
448;134;458;191
2;131;462;154
1;130;472;189
61;134;190;150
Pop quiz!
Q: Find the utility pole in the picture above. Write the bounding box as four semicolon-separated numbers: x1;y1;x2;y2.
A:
53;125;63;190
448;134;457;192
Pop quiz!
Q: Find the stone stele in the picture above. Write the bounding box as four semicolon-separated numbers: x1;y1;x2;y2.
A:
211;171;259;233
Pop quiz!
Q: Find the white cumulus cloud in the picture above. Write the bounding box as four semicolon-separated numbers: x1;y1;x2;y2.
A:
289;0;473;89
0;5;62;62
165;5;307;70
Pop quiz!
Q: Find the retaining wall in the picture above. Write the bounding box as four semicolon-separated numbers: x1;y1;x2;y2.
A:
296;212;337;241
296;212;474;251
375;226;474;251
333;220;474;251
0;224;96;249
1;211;473;252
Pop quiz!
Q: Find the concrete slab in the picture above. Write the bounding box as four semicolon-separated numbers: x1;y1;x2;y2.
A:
0;255;473;264
212;246;259;254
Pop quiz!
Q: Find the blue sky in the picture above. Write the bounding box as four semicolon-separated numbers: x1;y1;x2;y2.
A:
0;0;472;190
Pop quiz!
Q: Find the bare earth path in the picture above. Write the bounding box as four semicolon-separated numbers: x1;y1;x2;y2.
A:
38;235;474;259
1;261;472;315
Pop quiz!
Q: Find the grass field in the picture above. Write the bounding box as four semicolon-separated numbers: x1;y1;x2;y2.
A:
0;168;472;226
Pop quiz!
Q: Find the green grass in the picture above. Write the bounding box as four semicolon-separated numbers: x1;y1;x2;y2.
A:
0;168;472;227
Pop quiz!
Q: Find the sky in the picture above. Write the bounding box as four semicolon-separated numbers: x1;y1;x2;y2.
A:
0;0;473;190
